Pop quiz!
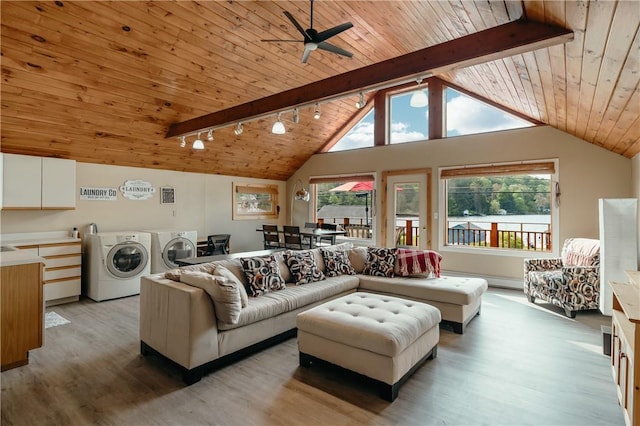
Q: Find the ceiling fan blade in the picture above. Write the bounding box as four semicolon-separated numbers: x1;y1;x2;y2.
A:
283;11;311;41
315;22;353;43
317;42;353;58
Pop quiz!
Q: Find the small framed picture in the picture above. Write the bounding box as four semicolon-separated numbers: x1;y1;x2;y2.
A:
160;187;175;204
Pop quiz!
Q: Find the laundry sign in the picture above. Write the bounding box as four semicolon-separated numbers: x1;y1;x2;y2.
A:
79;187;118;201
119;179;156;200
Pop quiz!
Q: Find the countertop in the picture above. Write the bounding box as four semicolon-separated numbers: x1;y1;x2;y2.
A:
1;231;80;246
0;249;44;267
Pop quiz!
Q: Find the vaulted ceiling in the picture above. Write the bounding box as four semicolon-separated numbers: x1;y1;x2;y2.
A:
1;1;638;181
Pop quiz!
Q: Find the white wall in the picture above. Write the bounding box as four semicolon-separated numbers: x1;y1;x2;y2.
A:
289;126;633;284
0;162;286;253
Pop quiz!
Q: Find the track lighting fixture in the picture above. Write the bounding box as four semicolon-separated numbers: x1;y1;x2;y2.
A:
271;113;286;134
410;78;429;108
207;129;214;141
234;122;243;136
313;103;321;119
180;136;186;148
293;108;300;124
355;92;366;109
192;132;205;150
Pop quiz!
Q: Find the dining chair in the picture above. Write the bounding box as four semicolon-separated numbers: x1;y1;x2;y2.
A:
319;222;338;245
302;222;318;247
262;224;281;249
283;225;304;250
206;234;231;255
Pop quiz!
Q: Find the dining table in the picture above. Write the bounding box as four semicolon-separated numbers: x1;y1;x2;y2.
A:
256;226;347;248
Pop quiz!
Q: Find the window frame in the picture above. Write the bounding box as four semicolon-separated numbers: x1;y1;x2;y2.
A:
232;182;279;221
437;160;560;258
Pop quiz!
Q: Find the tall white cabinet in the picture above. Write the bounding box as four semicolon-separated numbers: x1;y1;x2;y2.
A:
0;153;76;210
599;198;639;316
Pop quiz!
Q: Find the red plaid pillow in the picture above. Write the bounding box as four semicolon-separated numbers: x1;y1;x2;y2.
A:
395;249;442;278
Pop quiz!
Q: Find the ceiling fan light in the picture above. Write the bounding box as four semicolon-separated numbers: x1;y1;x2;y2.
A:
207;129;214;141
272;113;286;134
410;90;429;108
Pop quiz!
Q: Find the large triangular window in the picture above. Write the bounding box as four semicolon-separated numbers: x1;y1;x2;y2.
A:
329;109;375;152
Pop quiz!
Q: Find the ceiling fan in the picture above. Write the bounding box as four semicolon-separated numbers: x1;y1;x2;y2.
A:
261;0;354;64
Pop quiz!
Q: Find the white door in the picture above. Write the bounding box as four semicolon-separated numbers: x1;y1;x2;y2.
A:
385;173;428;249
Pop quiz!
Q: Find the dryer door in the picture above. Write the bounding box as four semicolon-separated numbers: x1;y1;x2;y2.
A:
163;237;196;268
106;242;149;278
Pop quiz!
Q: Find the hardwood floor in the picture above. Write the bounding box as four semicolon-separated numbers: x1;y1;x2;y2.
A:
1;288;625;426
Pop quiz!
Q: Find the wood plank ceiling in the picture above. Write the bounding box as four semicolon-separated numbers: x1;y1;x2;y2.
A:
1;1;638;181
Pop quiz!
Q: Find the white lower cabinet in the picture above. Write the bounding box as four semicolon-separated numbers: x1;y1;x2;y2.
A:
15;241;81;306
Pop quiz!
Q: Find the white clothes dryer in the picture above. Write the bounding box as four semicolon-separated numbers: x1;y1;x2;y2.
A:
85;232;151;301
143;230;198;273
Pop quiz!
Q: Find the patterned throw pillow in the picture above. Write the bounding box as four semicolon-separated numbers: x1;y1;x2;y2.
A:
363;247;397;277
240;255;286;297
396;249;442;278
321;248;356;277
285;250;325;285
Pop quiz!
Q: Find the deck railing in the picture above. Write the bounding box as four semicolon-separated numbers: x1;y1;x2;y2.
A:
318;217;551;251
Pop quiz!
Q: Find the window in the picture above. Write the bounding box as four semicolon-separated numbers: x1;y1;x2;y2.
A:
440;161;557;254
389;89;429;144
309;175;376;241
445;88;533;137
232;183;279;220
330;109;375;152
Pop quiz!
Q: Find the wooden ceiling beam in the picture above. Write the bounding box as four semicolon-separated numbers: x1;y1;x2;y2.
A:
166;19;573;138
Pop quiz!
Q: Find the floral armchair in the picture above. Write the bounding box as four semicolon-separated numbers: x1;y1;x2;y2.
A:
524;238;600;318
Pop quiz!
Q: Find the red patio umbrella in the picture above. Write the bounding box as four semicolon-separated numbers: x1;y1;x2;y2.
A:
329;181;375;225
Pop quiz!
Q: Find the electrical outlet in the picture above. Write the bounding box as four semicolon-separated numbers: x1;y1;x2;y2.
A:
433;212;439;219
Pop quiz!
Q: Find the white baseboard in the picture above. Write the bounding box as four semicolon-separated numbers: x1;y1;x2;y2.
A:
441;270;522;290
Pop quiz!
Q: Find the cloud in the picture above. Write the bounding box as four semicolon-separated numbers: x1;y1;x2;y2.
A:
330;120;374;151
446;95;531;135
390;121;426;143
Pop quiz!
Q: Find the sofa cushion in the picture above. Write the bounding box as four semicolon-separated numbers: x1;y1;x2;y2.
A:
321;247;356;277
179;271;243;325
218;275;360;330
285;250;325;285
213;264;249;307
395;249;442;278
357;275;488;306
240;255;286;297
273;251;292;283
363;247;397;277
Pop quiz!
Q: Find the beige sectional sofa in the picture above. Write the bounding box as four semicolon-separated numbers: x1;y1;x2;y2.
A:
139;244;488;384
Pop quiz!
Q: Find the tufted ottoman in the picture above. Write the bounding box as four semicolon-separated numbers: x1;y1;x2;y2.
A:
296;292;441;401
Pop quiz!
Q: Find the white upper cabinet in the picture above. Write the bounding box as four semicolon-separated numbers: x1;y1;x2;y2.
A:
1;154;76;210
41;157;76;209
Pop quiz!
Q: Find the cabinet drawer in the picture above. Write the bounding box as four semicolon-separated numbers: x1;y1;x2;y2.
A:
39;243;81;257
44;255;81;269
44;266;80;282
44;278;80;302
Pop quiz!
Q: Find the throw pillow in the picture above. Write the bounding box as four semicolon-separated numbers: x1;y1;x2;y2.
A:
285;250;325;285
395;249;442;278
321;248;356;277
213;264;249;308
179;271;242;325
240;255;286;296
347;246;368;273
363;247;397;277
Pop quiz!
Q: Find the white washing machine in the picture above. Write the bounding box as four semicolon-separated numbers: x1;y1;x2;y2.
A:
85;231;151;301
143;229;198;273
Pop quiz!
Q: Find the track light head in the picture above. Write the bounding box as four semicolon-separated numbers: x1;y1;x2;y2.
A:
293;108;300;124
313;103;321;119
355;92;366;109
410;77;429;108
192;132;205;150
271;113;285;134
234;123;243;136
180;136;186;148
207;129;214;141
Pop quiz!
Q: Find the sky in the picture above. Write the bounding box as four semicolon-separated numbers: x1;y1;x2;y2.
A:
330;88;533;152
